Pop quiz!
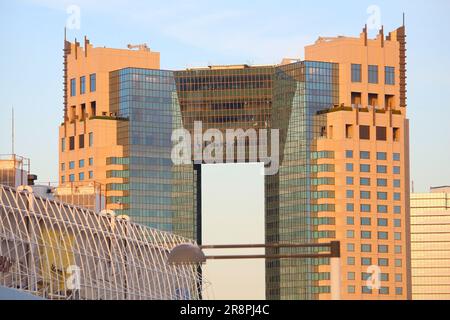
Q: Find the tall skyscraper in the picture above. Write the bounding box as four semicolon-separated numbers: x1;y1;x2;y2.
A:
58;25;410;299
411;186;450;300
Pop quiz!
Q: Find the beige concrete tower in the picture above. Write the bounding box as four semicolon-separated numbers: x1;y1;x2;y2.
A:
305;25;411;299
58;36;160;212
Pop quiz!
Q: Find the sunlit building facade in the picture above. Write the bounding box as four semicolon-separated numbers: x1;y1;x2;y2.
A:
58;25;410;299
411;186;450;299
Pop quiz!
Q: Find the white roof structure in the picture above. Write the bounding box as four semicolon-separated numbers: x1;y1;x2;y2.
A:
0;184;203;300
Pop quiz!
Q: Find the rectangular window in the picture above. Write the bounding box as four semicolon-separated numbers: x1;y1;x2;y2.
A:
80;76;86;94
69;174;75;182
393;153;401;161
360;191;371;199
347;257;355;265
347;217;355;225
346;177;354;185
61;163;65;171
360;217;371;225
61;138;66;152
395;245;402;254
361;257;372;266
348;286;356;294
396;287;403;295
394;179;401;188
393;166;401;174
378;245;388;253
347;243;355;252
393;127;400;141
79;134;85;149
378;218;388;226
361;231;371;239
79;172;85;181
351;64;362;82
69;161;75;169
379;258;389;265
379;287;390;295
362;286;372;294
359;125;370;140
348;272;356;280
361;244;372;252
89;157;93;166
396;274;403;282
346;203;354;212
346;150;353;158
361;204;371;212
61;176;65;183
70;78;76;96
89;132;94;147
376;152;387;160
360;178;370;186
377;165;387;174
377;192;388;200
360;151;370;159
346;163;354;172
394;206;401;214
377;205;388;213
346;190;354;199
89;171;94;179
79;159;85;168
394;192;401;201
377;178;387;187
395;259;402;267
368;65;379;84
394;219;401;227
385;66;395;85
360;164;370;173
90;73;96;92
395;232;402;240
347;230;355;238
378;232;388;240
69;136;75;150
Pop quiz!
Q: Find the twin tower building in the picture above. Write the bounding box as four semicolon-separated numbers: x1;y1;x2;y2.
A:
59;25;410;299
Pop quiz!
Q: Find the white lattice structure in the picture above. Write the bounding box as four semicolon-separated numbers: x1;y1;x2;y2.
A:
0;184;203;300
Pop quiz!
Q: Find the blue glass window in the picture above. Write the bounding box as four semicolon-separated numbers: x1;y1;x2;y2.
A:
377;192;388;200
360;164;370;172
79;172;85;181
80;76;86;94
69;174;75;182
394;206;401;214
69;161;75;169
378;232;388;240
90;73;96;92
360;151;370;159
360;178;370;186
385;66;395;85
368;65;378;84
360;217;371;225
394;179;401;188
346;177;354;185
393;153;400;161
394;193;401;201
393;166;401;174
377;165;387;173
376;152;387;160
346;150;353;158
351;64;362;82
377;178;387;186
361;204;371;212
346;190;354;198
360;191;371;199
70;78;76;96
378;218;388;226
361;231;371;239
347;203;354;212
377;205;388;213
346;163;354;172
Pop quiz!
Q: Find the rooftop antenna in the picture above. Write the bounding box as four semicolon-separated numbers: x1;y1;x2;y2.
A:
403;12;405;27
11;106;15;156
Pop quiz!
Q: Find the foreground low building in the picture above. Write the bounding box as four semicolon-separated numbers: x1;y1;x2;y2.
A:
0;184;202;300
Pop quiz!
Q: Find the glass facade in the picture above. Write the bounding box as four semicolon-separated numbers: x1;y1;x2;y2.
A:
109;68;195;235
107;61;338;299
